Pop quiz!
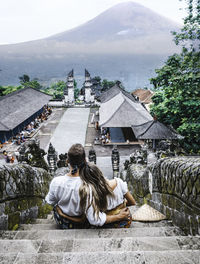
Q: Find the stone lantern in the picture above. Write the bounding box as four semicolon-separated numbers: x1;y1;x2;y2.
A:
18;144;27;163
111;146;120;176
47;143;58;174
88;148;96;164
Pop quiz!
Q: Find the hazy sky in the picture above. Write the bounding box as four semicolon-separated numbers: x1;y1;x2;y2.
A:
0;0;186;44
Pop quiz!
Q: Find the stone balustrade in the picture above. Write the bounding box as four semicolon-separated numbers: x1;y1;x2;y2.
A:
0;164;52;230
121;156;200;235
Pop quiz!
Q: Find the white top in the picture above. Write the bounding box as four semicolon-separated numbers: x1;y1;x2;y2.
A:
45;175;128;226
107;177;128;210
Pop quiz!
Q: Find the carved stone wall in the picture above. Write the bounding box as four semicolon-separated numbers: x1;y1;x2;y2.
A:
0;164;52;230
121;157;200;235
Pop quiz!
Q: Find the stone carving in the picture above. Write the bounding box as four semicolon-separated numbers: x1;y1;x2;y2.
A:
121;156;200;235
57;153;68;168
18;139;48;171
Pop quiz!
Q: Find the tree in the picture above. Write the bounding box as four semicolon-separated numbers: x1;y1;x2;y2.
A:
150;0;200;153
93;76;101;83
102;79;115;91
19;74;42;90
19;74;30;84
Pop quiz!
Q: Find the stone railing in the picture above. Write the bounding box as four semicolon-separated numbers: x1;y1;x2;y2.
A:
0;164;52;230
121;156;200;235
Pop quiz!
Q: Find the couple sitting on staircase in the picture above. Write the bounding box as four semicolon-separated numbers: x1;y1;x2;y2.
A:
45;143;136;229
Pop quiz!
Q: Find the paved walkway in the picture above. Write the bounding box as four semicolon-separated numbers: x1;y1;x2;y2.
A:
97;156;129;180
46;108;90;155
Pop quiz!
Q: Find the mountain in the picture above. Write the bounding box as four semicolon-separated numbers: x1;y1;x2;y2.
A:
49;1;178;43
0;2;180;90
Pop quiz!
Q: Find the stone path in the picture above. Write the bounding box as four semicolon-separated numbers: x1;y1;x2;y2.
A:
1;209;200;264
96;156;129;180
45;108;90;155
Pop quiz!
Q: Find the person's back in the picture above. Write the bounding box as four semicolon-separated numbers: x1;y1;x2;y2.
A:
46;175;83;217
45;143;133;228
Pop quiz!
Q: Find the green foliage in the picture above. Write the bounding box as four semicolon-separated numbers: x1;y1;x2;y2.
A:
172;0;200;50
102;79;115;91
0;85;6;96
19;74;43;90
44;80;65;99
74;88;80;99
93;76;101;83
150;0;200;154
0;85;23;97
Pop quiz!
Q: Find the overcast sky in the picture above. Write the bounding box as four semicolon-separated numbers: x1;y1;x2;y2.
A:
0;0;186;44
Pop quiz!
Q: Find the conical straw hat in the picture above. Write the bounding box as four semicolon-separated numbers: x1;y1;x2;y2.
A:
132;204;166;222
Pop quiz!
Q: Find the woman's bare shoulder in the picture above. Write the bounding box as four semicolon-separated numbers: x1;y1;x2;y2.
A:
107;179;117;190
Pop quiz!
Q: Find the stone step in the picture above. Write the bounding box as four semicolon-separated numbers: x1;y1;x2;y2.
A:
0;227;184;240
1;250;199;264
19;223;58;230
19;221;174;231
0;236;199;254
33;218;55;225
31;219;174;228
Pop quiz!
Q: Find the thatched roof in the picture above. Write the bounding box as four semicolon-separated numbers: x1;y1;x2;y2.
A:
100;85;137;104
99;91;153;127
0;88;51;131
132;120;182;140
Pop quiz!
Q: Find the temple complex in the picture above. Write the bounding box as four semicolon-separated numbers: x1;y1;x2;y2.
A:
0;70;199;264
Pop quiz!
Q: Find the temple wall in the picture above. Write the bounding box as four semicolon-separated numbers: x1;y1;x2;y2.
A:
121;157;200;235
0;164;52;230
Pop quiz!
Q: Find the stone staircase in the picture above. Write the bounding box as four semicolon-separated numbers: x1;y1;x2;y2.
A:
0;211;200;264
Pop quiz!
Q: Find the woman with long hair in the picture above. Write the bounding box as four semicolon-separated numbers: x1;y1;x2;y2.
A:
45;143;135;228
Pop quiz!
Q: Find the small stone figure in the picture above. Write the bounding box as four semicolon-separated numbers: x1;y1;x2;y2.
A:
27;142;48;171
88;148;96;164
18;144;28;163
47;143;58;174
129;148;147;165
57;153;68;168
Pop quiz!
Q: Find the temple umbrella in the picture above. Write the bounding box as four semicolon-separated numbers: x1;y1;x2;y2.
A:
132;120;183;150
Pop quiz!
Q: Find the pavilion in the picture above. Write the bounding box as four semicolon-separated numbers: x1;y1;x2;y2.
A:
98;85;153;143
0;88;51;143
132;119;182;149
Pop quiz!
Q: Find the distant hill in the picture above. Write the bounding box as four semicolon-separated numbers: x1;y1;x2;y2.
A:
0;1;180;90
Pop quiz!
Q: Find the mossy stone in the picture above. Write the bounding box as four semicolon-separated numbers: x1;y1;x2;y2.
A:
8;212;20;230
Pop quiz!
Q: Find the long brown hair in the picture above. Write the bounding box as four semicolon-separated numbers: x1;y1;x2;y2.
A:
68;144;114;217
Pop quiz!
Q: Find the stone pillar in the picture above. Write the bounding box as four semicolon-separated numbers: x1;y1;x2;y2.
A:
111;146;120;177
